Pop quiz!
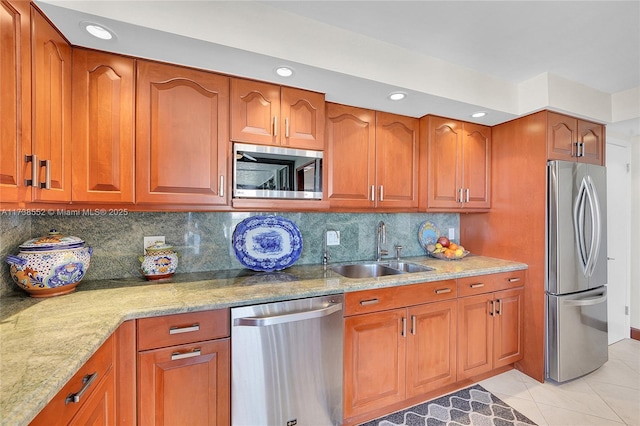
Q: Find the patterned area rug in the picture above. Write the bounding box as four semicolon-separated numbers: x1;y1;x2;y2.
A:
360;384;537;426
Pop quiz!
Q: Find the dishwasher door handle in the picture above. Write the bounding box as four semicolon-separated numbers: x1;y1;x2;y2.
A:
234;303;343;327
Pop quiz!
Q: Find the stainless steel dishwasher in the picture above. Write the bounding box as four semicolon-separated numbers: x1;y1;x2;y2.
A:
231;294;343;426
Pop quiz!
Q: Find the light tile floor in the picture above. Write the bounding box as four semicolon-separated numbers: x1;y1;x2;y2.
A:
479;339;640;426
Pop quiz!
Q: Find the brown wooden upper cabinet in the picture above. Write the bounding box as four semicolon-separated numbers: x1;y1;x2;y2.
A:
136;60;229;206
30;5;72;203
326;103;418;210
420;116;491;211
71;49;135;203
547;111;605;165
1;0;32;204
230;78;325;150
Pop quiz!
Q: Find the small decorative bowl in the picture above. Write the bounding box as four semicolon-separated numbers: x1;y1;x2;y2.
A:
139;242;178;280
5;229;92;297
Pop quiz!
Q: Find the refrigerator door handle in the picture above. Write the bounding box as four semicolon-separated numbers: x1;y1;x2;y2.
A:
585;176;602;277
573;178;589;273
562;293;607;307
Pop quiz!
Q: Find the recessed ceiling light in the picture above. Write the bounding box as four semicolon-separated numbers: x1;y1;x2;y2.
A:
471;111;488;118
275;66;294;77
388;92;406;101
82;22;115;40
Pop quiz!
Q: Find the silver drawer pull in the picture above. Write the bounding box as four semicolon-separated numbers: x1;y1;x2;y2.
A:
434;288;451;294
360;298;379;306
508;277;521;283
171;349;201;361
65;372;98;405
169;324;200;334
469;283;485;288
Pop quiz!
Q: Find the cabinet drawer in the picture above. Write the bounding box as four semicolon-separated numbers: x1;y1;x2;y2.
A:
493;269;526;291
458;270;526;297
344;280;457;316
137;309;229;351
30;335;115;426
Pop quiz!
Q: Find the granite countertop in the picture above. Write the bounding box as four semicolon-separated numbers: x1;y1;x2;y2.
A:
0;255;526;426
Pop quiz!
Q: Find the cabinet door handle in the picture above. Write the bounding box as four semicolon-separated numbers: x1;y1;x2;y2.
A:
40;159;51;189
465;188;470;203
434;288;451;294
401;317;407;337
359;298;379;306
457;188;464;203
219;175;225;197
273;116;278;137
489;300;495;316
469;283;485;289
507;277;521;283
24;154;39;187
411;315;416;335
285;117;290;138
379;186;384;202
171;348;201;361
496;299;503;315
65;372;98;405
370;185;375;201
169;324;200;334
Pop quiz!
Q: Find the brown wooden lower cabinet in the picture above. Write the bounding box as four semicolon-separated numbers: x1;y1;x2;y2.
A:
343;281;458;420
67;366;116;426
457;287;524;380
137;338;230;426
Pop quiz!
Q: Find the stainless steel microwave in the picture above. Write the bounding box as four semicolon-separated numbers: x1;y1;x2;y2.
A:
233;143;323;199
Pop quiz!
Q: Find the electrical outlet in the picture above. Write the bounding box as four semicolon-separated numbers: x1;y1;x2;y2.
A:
143;236;165;253
326;230;340;246
448;228;455;240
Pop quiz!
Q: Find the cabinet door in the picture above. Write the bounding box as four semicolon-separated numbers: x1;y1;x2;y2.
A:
426;116;462;209
138;338;230;426
344;309;406;418
136;60;229;205
578;119;605;165
493;288;524;368
375;112;418;209
31;6;72;202
326;103;376;208
1;0;31;204
547;111;578;161
230;78;280;145
406;300;457;398
462;123;491;209
457;293;493;380
72;49;135;203
280;86;325;150
68;368;116;426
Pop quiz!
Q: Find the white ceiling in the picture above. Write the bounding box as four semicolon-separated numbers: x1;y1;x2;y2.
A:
37;0;640;138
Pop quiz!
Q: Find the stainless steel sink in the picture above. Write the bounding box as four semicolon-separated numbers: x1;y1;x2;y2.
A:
330;261;434;278
329;263;405;278
380;261;435;273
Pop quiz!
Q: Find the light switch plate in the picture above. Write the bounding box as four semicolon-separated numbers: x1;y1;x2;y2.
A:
448;228;455;240
143;236;165;253
326;230;340;246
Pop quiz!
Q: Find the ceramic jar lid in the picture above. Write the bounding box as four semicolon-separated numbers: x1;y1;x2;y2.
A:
144;242;174;254
19;229;85;251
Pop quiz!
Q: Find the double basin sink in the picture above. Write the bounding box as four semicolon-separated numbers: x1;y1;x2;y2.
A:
330;261;434;279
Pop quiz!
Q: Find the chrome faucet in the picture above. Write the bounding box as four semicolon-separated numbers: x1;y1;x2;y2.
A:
376;221;388;261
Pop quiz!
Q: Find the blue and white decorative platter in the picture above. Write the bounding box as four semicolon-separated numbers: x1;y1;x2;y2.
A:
417;220;440;251
232;216;303;272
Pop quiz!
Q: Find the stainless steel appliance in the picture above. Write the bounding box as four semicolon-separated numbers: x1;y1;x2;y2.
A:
233;143;323;200
546;160;608;382
231;295;343;426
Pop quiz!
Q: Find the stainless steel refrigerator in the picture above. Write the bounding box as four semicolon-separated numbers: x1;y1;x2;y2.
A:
546;160;608;382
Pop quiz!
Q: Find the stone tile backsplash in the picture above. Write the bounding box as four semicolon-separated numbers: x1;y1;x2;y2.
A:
1;211;458;296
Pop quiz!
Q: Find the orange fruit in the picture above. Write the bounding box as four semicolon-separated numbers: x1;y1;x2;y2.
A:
449;243;458;251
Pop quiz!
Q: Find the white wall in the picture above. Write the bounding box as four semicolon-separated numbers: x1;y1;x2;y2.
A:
631;137;640;330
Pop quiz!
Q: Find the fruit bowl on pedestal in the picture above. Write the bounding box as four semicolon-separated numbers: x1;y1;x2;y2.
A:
423;235;470;260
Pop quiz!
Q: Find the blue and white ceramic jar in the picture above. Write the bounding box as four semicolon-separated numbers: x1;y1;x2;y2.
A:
139;242;178;280
5;229;92;298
